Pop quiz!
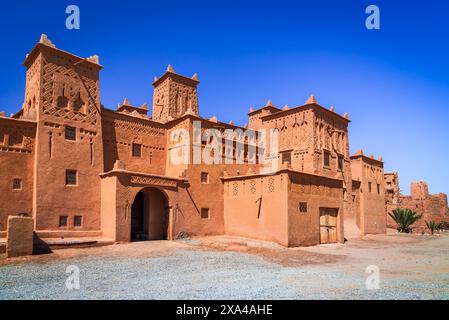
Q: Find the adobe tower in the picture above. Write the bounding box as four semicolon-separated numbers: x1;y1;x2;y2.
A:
152;65;199;122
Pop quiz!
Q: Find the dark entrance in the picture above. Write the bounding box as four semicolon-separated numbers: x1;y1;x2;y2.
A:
131;191;146;240
131;188;169;241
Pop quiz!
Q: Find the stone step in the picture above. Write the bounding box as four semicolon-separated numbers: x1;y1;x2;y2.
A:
33;237;115;254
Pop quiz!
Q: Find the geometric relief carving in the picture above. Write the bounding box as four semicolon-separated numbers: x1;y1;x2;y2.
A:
250;180;256;194
42;61;98;125
325;185;331;196
23;136;33;150
268;177;275;192
112;119;164;137
232;182;238;196
129;175;178;188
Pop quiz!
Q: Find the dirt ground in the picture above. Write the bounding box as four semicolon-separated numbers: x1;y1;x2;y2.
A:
0;233;448;299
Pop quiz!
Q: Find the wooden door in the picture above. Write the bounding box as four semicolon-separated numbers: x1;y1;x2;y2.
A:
319;208;338;244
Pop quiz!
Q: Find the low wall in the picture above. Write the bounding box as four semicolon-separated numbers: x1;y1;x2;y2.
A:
35;230;102;238
7;216;34;258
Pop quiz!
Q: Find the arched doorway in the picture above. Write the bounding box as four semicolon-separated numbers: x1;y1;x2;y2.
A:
131;187;169;241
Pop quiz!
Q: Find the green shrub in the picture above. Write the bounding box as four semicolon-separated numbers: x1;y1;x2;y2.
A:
425;220;439;235
388;209;422;233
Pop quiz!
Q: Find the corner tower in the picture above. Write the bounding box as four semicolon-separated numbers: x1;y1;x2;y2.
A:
152;65;199;123
21;34;104;235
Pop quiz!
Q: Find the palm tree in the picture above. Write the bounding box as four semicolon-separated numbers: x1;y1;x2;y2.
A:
388;209;422;233
425;220;438;235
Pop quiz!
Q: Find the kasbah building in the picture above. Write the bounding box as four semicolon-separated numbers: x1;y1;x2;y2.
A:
1;35;448;255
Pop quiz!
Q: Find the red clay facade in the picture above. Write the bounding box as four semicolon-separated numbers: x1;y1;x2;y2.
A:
1;36;447;246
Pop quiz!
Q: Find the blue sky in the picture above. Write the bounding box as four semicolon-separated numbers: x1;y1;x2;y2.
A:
0;0;448;195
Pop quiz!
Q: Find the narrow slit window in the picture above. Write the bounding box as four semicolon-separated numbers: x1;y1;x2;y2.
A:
132;143;142;157
338;155;344;171
49;132;53;158
323;151;330;167
90;140;94;165
200;208;210;219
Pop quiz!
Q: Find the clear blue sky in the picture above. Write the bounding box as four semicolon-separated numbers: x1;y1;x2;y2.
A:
1;0;448;196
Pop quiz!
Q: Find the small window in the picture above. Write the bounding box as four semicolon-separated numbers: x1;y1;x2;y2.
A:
201;172;209;184
201;208;210;219
299;202;308;213
59;216;68;227
132;143;142;157
377;184;380;194
12;179;22;190
66;170;77;185
282;152;292;165
338;155;344;171
74;215;82;227
368;182;372;193
323;151;330;167
65;126;76;141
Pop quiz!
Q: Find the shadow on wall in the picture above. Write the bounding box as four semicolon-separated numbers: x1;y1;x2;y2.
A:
33;232;53;255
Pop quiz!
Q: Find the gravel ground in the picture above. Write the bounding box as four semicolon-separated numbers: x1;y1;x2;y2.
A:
0;234;448;300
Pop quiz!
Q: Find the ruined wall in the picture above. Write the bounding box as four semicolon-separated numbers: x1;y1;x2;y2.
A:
0;118;36;235
386;180;449;232
384;172;399;221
